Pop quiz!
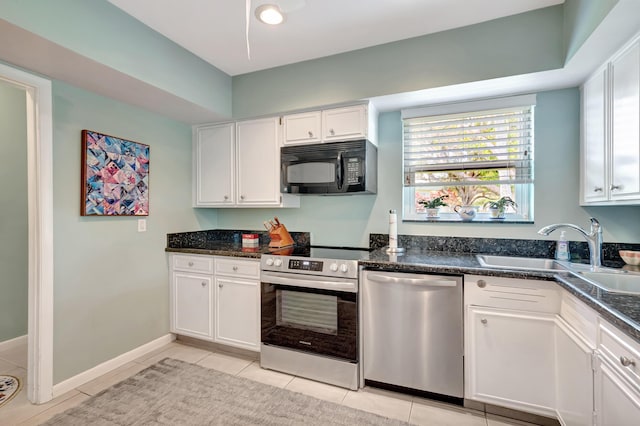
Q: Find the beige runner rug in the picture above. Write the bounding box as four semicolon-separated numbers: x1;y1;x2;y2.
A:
44;358;410;425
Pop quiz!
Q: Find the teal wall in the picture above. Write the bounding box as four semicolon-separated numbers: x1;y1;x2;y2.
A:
0;0;232;118
563;0;619;62
217;88;640;244
232;6;564;118
52;81;217;383
0;80;28;342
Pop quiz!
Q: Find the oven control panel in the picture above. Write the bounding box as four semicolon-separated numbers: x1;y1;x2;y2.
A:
289;259;323;271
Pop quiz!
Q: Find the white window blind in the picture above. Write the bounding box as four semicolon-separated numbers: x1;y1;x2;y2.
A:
403;102;534;188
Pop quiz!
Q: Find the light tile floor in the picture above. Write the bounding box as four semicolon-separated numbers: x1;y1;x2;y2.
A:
0;341;541;425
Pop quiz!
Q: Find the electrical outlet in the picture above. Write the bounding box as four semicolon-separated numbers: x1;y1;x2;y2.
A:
137;219;147;232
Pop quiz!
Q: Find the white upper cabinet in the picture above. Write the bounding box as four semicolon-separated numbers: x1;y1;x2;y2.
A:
193;118;299;208
322;105;368;141
610;40;640;201
236;117;282;206
581;68;608;203
282;111;322;145
282;103;377;146
193;123;235;206
581;36;640;205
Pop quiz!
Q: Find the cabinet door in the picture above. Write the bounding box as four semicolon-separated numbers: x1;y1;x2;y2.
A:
322;105;367;141
193;123;235;206
610;40;640;201
555;318;594;426
595;357;640;426
171;272;213;340
236;117;282;206
283;111;322;145
466;306;556;417
581;68;608;203
214;276;259;351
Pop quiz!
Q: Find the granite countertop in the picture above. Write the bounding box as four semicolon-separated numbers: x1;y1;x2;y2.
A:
362;247;640;345
166;239;640;346
165;242;270;259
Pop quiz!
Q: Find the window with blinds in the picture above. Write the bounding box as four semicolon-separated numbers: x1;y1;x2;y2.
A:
401;95;535;221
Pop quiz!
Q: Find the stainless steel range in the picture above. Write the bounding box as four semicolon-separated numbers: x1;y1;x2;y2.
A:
260;246;368;390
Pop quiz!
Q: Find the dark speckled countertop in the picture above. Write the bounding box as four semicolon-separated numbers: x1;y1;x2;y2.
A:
166;230;640;346
362;247;640;345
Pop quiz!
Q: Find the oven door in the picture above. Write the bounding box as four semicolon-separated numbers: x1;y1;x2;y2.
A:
260;272;358;362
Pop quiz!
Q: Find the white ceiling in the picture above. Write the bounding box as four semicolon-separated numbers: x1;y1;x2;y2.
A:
108;0;564;76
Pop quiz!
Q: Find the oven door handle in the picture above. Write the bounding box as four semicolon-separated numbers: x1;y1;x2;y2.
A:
261;271;357;293
366;273;458;288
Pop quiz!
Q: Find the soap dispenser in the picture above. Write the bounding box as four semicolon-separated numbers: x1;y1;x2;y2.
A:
555;231;570;261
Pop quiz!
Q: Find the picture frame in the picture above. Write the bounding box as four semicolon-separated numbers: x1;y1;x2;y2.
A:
81;129;150;216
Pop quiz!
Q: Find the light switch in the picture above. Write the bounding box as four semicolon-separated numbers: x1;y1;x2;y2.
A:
137;219;147;232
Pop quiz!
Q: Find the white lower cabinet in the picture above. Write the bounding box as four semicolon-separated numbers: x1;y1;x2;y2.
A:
594;357;640;426
594;319;640;425
169;254;260;352
214;276;259;351
555;318;595;426
466;306;556;417
171;272;214;340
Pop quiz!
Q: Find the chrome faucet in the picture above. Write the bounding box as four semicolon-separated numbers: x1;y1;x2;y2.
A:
537;218;603;267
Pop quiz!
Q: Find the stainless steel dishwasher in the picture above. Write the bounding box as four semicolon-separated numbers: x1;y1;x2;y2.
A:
362;270;463;402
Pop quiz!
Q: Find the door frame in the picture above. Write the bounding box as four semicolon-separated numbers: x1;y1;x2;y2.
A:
0;62;54;404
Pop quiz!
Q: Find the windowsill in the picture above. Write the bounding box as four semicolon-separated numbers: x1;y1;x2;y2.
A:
404;213;533;224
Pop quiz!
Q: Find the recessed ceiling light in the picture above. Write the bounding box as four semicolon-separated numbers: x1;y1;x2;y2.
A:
255;4;285;25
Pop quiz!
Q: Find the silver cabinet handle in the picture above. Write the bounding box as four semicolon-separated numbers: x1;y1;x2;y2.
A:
223;195;228;200
620;356;636;367
611;184;622;191
477;280;487;288
308;131;313;138
218;283;223;288
329;128;335;136
188;261;194;267
593;187;603;192
201;282;206;287
240;195;245;200
481;318;488;324
232;266;238;271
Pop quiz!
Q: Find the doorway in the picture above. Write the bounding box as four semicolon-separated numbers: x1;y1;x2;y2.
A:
0;62;54;404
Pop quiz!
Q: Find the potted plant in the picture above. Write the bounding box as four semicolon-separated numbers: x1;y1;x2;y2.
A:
484;196;517;219
418;195;448;218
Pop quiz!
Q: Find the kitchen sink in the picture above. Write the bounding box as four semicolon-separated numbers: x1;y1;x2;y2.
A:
575;271;640;295
476;255;569;272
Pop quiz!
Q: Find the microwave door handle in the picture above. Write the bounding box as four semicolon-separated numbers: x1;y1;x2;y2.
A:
336;151;344;190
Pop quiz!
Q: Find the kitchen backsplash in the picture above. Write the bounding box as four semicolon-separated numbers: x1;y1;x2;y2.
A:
369;233;640;266
167;229;310;248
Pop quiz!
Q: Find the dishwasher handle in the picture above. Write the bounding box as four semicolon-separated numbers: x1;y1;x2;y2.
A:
366;273;458;287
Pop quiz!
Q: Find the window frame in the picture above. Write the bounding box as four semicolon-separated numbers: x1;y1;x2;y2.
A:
401;95;536;223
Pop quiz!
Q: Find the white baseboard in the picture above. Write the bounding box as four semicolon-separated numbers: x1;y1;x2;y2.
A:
0;334;27;352
52;333;176;398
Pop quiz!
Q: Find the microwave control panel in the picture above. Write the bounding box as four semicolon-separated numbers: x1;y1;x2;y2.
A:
346;158;361;184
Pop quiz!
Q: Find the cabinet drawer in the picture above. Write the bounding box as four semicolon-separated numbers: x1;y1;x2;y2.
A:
215;257;260;279
559;292;598;347
598;319;640;387
172;254;214;274
465;275;561;314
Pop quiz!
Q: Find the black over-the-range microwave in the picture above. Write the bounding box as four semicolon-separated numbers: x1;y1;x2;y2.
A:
280;139;377;195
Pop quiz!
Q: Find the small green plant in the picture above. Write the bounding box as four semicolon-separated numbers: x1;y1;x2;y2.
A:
419;195;449;209
484;196;517;213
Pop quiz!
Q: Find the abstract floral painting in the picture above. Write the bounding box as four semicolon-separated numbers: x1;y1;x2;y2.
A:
81;130;150;216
